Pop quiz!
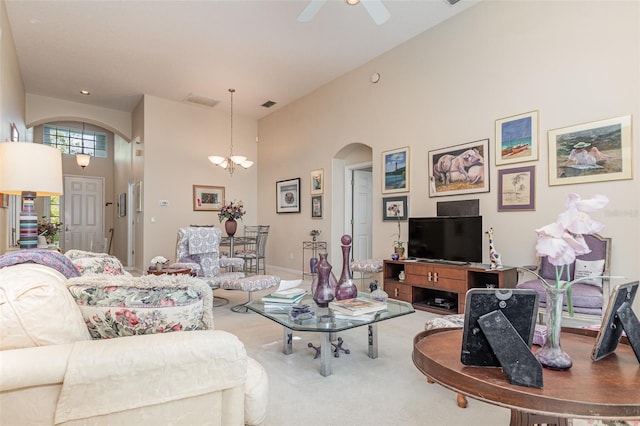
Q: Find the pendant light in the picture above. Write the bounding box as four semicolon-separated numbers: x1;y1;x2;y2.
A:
208;89;253;176
75;122;90;169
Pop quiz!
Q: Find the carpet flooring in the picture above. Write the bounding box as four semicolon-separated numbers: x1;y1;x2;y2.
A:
211;267;636;426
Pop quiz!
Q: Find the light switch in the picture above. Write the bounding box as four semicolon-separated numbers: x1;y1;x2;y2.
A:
159;200;169;207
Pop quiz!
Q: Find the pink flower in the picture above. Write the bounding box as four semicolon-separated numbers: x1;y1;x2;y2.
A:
172;324;182;331
535;193;608;267
160;298;175;307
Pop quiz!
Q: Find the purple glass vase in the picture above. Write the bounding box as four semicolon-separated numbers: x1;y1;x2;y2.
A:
335;234;358;300
309;257;319;274
312;253;336;307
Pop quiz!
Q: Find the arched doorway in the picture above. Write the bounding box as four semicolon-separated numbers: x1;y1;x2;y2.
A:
331;143;373;267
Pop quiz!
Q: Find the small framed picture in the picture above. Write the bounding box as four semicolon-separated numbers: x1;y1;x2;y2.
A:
548;115;632;186
311;195;323;218
428;139;489;198
382;196;408;221
276;178;301;213
498;166;535;211
382;147;410;193
310;169;324;195
495;111;539;165
193;185;225;211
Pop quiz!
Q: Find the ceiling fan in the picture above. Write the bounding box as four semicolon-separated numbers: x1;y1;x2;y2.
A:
298;0;391;25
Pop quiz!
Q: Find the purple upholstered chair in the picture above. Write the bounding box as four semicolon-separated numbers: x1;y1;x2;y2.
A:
517;233;611;318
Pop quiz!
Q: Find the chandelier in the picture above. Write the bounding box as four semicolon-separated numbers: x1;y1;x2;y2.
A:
208;88;253;176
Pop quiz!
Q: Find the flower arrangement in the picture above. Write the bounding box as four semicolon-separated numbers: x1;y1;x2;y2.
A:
38;219;61;238
521;193;618;370
387;203;404;250
524;193;610;315
151;256;169;265
310;229;321;241
218;200;246;222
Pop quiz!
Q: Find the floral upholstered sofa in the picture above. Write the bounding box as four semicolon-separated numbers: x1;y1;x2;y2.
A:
0;250;268;425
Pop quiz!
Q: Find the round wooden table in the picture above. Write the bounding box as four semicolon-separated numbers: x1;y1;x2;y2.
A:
413;327;640;425
147;267;193;276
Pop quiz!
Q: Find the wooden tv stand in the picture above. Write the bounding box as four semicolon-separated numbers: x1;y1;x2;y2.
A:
383;260;518;315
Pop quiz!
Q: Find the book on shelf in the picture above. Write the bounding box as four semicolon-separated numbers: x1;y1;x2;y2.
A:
328;297;387;316
261;291;306;304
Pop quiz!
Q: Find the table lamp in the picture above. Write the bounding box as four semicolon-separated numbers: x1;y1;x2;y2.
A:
0;142;63;249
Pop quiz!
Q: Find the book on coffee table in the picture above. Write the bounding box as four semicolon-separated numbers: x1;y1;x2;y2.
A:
329;297;387;316
261;290;306;304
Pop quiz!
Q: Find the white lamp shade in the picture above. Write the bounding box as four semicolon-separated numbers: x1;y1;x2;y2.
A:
229;155;247;164
240;160;254;168
76;153;91;168
208;155;226;165
0;142;63;196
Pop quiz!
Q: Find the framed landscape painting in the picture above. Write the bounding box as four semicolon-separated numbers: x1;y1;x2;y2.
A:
498;166;535;211
382;147;410;193
276;178;301;213
193;185;224;211
548;115;632;186
495;110;539;165
428;139;490;197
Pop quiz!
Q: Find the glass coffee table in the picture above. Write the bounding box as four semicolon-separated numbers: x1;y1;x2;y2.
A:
246;294;414;376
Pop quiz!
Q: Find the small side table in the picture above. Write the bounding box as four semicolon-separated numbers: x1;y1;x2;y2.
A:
147;267;193;276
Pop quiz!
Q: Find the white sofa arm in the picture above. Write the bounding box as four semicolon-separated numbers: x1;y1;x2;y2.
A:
0;343;73;391
55;330;249;423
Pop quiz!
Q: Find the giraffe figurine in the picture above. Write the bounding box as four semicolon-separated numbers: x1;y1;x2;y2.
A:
485;228;503;270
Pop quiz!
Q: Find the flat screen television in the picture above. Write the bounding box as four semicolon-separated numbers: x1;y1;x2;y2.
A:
408;216;483;263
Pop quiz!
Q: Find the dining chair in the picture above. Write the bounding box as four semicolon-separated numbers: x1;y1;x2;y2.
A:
235;225;270;275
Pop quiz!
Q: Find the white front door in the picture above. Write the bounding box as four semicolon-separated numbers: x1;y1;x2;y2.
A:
352;168;373;261
62;176;105;252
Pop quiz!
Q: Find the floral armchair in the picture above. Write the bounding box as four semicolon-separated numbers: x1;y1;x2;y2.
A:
171;227;245;300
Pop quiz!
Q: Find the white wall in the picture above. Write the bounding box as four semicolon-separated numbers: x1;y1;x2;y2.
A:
0;0;25;252
140;95;258;270
258;0;640;294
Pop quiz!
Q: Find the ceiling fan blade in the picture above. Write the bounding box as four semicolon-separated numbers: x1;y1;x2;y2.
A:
361;0;390;25
297;0;327;23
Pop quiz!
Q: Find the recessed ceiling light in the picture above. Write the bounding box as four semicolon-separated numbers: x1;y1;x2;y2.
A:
80;90;90;95
346;0;360;5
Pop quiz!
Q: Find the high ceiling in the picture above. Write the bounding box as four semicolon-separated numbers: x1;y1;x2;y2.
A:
5;0;478;119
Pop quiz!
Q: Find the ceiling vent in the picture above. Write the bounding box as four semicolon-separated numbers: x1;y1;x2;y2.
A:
261;100;277;108
184;93;220;108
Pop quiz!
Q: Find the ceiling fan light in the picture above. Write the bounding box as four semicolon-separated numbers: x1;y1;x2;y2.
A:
230;155;247;164
208;155;226;165
346;0;359;5
220;159;229;168
240;160;254;168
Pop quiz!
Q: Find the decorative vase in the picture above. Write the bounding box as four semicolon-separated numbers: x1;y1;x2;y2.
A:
312;235;317;242
536;285;572;370
313;253;336;307
225;219;237;237
309;257;319;274
335;234;357;300
156;262;164;272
